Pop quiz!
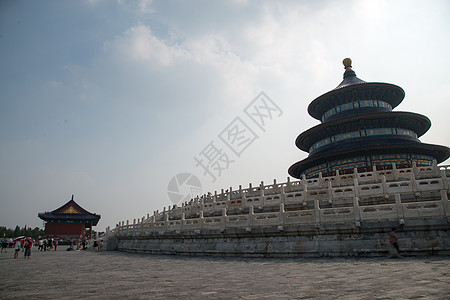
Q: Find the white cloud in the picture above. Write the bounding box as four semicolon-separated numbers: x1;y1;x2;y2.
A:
106;24;189;65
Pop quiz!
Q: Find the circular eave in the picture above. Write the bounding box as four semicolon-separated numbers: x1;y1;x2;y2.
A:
308;82;405;120
288;143;450;179
295;111;431;151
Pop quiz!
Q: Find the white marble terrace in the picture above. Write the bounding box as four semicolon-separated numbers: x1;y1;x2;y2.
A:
106;162;450;238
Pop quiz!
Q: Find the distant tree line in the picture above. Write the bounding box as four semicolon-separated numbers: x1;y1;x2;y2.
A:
0;225;45;240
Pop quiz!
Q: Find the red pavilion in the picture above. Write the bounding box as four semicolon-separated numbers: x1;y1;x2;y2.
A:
38;195;101;238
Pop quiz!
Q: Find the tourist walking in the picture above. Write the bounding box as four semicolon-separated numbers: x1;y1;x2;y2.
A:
390;228;401;257
1;239;7;253
14;241;21;259
24;240;32;258
93;240;98;251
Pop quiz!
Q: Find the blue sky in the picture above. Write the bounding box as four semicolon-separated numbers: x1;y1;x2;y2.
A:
1;0;449;231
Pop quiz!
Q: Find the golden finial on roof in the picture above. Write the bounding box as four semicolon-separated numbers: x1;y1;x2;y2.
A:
343;58;352;70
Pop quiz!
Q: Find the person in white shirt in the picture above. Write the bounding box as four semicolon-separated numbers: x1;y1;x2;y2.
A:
14;241;21;259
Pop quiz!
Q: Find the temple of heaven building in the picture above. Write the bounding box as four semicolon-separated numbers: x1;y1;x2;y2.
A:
289;58;450;179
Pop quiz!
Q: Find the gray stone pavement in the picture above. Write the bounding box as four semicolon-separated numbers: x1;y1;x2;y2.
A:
0;247;449;299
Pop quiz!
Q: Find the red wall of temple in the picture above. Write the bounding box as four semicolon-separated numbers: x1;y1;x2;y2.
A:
45;223;86;236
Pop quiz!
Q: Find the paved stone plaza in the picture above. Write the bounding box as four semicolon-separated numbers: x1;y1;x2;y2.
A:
0;248;449;299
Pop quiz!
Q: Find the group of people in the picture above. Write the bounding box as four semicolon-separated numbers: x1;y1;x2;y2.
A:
66;239;103;251
92;239;104;252
2;236;106;258
1;239;32;258
14;239;32;258
37;238;58;251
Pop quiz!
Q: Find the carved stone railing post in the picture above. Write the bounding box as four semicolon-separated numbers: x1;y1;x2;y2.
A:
164;212;169;232
222;208;227;228
279;203;285;225
318;172;323;188
432;160;439;177
249;206;254;228
353;178;360;198
441;169;449;190
199;211;204;230
392;163;399;181
381;175;388;196
395;194;404;219
441;190;449;218
372;166;378;182
314;198;320;223
327;181;333;201
259;182;265;206
353;196;361;225
181;213;185;231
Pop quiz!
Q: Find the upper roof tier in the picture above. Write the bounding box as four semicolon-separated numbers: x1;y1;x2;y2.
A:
38;195;101;225
308;58;405;122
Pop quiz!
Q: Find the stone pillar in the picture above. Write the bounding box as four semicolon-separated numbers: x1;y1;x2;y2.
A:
335;170;341;186
314;198;320;223
222;208;227;229
279;203;285;225
372;166;378;182
353;196;361;224
327;181;333;200
259;184;265;206
392;163;398;180
273;178;278;194
181;213;185;231
411;172;418;194
249;206;254;227
441;169;449;190
412;161;418;178
318;172;323;188
199;211;204;230
303;185;308;204
395;194;404;219
281;185;286;204
441;190;449;217
353;178;360;198
381;175;388;195
164;212;169;232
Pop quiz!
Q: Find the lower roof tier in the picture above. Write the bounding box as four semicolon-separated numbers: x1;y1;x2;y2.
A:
288;143;450;179
38;212;101;225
